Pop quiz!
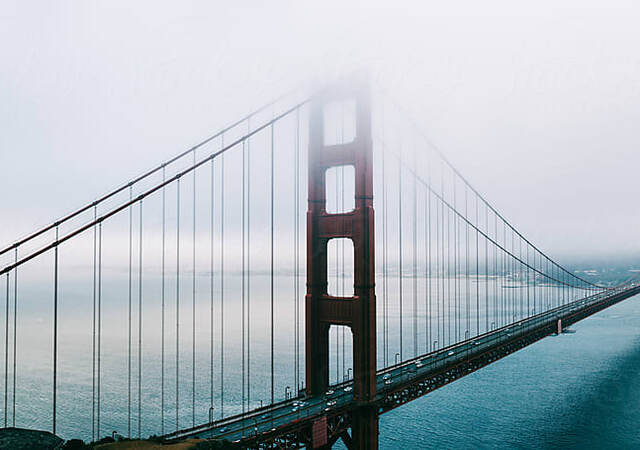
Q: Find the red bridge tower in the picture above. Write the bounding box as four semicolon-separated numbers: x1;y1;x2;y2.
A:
306;77;378;448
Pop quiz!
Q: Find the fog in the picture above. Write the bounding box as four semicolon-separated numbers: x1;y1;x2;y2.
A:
2;0;640;263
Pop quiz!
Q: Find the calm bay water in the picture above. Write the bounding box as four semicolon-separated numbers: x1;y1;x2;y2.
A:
375;294;640;449
3;270;639;447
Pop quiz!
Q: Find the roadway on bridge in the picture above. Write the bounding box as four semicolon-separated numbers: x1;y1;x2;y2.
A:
164;283;639;445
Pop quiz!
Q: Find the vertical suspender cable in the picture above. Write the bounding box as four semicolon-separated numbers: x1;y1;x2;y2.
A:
439;162;445;348
475;190;479;336
161;167;166;434
503;222;506;324
176;178;180;431
3;272;8;428
513;230;516;319
128;187;132;438
97;223;102;438
220;141;225;419
485;203;489;333
53;226;59;434
4;272;8;428
335;151;339;382
435;184;440;350
270;124;275;404
341;165;345;379
382;136;387;366
192;150;197;427
241;140;246;412
91;208;96;440
425;184;430;352
335;109;341;381
247;122;252;410
466;187;470;337
341;107;345;380
519;239;523;319
446;177;451;345
412;147;417;357
12;248;17;427
465;187;469;337
398;151;403;362
493;214;502;326
426;152;432;352
294;109;300;390
138;200;143;438
209;155;214;415
533;251;536;314
526;244;530;317
453;174;458;342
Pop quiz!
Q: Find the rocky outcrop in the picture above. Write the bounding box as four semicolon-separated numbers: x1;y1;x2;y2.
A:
0;427;64;449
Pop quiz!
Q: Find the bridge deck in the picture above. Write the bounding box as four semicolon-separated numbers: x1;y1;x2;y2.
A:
163;283;640;446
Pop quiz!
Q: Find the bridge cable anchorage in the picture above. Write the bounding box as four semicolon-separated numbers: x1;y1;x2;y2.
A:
175;178;180;432
161;166;166;435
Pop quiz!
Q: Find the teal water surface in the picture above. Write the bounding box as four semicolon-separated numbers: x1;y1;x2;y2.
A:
375;295;640;449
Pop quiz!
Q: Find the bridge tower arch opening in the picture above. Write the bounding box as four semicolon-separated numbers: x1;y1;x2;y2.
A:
306;76;378;448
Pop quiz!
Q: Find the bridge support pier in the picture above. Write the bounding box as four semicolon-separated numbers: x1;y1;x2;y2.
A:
352;404;379;449
306;75;378;449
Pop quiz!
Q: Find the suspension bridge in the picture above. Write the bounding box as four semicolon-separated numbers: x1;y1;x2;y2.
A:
0;74;637;449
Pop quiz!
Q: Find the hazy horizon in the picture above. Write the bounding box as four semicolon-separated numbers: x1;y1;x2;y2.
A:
2;1;640;263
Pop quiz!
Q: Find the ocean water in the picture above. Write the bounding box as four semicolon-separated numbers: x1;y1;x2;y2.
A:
2;269;638;448
375;294;640;449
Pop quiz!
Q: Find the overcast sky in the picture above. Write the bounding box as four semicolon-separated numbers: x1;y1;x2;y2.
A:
1;0;639;263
